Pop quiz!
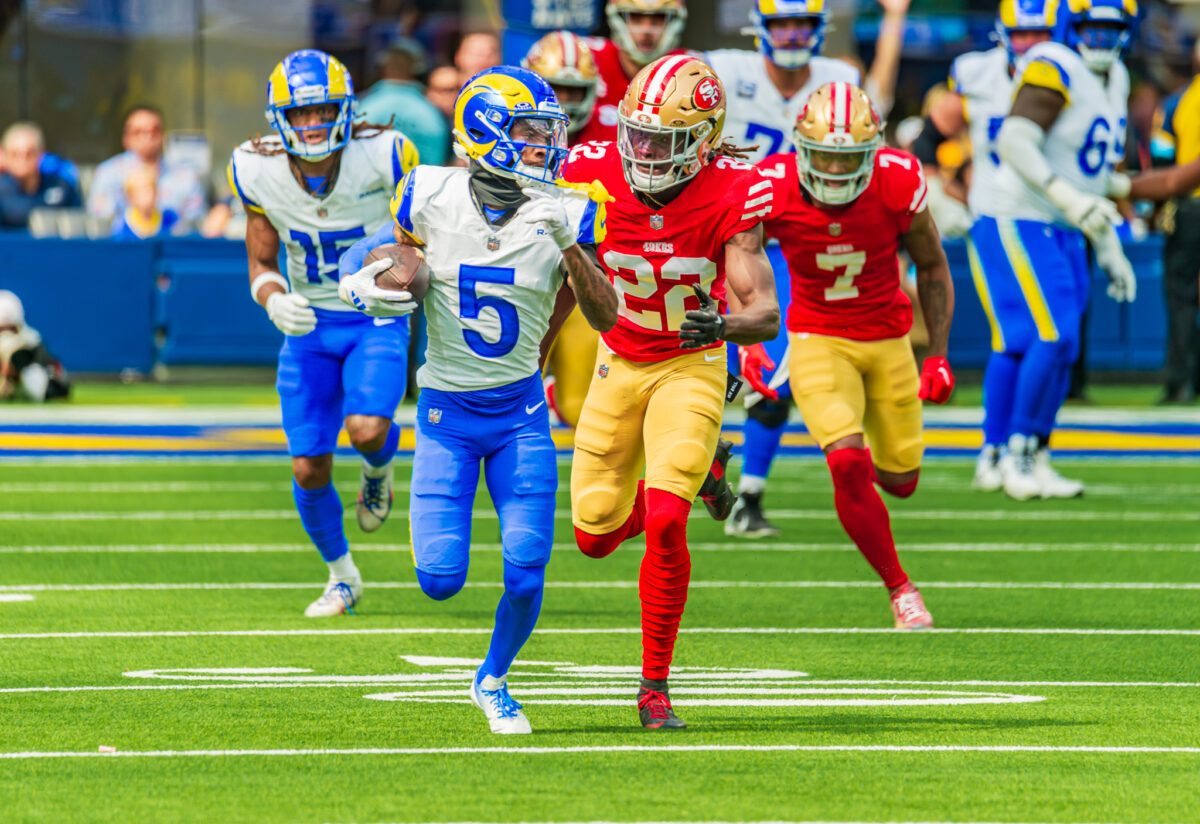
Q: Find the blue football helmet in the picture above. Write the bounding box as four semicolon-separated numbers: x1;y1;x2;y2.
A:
452;66;569;188
265;49;356;161
747;0;828;70
1057;0;1138;73
995;0;1058;62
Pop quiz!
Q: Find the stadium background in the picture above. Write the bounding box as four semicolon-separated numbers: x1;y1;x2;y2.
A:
0;0;1198;383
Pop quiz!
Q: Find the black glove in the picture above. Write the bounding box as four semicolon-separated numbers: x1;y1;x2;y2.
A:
678;284;726;349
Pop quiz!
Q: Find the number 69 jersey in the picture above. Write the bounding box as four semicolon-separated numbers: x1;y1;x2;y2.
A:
560;140;774;362
759;148;927;341
392;165;602;392
988;41;1129;224
228;130;418;311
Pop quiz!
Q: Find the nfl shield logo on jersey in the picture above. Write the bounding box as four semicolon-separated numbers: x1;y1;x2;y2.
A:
427;408;442;424
598;364;609;379
829;223;842;237
650;215;663;231
487;236;500;251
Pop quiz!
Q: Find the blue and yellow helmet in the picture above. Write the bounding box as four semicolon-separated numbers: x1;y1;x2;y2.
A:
452;66;569;187
265;49;356;161
747;0;827;70
995;0;1059;61
1056;0;1138;72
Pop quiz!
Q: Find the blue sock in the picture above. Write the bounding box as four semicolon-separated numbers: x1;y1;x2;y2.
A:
981;351;1020;447
360;422;399;468
742;416;785;480
1032;361;1072;446
292;480;349;562
479;561;546;681
1011;340;1067;437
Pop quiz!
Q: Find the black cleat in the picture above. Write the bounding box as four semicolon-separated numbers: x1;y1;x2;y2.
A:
638;680;687;730
724;491;781;538
698;439;736;521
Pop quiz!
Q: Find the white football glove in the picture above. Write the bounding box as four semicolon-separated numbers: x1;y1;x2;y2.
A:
520;188;576;250
1046;178;1121;243
337;257;418;318
265;291;317;336
1092;226;1137;303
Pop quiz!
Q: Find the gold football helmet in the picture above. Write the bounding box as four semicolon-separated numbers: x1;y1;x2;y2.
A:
793;81;882;206
617;54;725;194
522;32;600;135
607;0;688;66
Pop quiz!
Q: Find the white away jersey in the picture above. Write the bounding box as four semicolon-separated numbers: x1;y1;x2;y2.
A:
393;166;603;392
987;41;1129;224
704;50;859;165
228;130;418;311
950;47;1018;217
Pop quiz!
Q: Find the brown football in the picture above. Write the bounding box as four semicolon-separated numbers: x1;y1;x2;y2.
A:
364;242;430;302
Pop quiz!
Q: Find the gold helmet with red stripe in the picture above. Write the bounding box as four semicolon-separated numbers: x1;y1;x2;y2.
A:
522;31;600;135
793;81;882;205
606;0;688;66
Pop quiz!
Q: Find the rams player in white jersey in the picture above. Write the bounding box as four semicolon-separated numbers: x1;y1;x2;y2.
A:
338;67;617;734
981;0;1200;499
229;50;418;616
909;0;1057;492
702;0;856;537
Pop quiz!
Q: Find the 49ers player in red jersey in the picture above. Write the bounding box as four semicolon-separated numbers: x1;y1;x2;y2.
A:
561;55;780;729
577;0;690;145
760;81;955;629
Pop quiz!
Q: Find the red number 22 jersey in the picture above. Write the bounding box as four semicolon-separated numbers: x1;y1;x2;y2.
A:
760;147;928;341
561;141;773;362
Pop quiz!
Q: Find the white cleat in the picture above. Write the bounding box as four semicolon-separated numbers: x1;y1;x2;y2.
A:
972;446;1004;492
1002;435;1041;502
304;575;362;617
1034;449;1084;498
356;461;393;533
470;674;532;734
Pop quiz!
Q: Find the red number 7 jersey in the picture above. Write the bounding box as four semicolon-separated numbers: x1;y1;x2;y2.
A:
561;140;774;362
759;147;927;342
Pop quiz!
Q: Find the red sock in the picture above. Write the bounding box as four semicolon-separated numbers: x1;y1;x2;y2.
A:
639;488;692;681
827;447;908;589
575;480;647;559
879;470;919;499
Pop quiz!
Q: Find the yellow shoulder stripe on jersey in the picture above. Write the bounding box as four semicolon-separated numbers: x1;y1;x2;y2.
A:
997;218;1059;342
557;178;614;244
389;169;426;246
966;237;1006;353
1018;58;1071;105
556;178;615;204
225;157;264;214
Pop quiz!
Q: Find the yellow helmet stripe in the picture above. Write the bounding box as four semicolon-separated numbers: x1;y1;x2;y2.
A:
999;0;1017;27
759;0;780;14
326;56;349;99
268;62;292;107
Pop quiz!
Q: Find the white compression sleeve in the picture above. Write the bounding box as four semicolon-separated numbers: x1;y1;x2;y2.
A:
996;116;1055;191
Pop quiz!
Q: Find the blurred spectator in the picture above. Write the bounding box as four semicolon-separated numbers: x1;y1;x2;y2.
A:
0;290;69;402
110;164;179;239
455;31;501;80
426;65;461;120
1127;82;1164;175
0;123;81;229
358;38;450;166
1153;45;1200;404
87;105;205;232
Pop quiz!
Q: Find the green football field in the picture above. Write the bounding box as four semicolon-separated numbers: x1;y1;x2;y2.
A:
1;454;1199;823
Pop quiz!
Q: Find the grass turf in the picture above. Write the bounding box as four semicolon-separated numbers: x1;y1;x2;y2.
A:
1;456;1198;823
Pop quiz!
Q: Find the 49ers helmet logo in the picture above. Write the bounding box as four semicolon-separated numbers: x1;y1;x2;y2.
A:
691;76;722;111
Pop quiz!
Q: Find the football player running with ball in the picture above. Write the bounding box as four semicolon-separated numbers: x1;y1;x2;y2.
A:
229;50;419;617
759;82;955;630
562;55;781;730
338;67;618;735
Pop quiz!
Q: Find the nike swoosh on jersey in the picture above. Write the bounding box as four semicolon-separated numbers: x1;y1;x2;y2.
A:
704;352;724;361
525;401;546;414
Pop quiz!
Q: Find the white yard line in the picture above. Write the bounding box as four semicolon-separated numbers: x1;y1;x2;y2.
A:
3;542;1199;555
0;744;1197;760
330;820;1138;824
0;594;33;603
3;627;1200;641
3;580;1199;593
3;508;1200;522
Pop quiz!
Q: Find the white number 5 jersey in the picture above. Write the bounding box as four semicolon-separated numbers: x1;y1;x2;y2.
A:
228;130;418;311
393;166;604;392
988;41;1129;225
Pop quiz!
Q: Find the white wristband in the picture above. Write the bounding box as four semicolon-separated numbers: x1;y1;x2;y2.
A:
1106;172;1132;200
250;271;289;306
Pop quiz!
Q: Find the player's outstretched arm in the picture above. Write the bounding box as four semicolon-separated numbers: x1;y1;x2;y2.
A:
245;209;316;337
539;281;578;370
561;244;617;333
903;208;957;403
1123;155;1200;202
718;225;780;346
